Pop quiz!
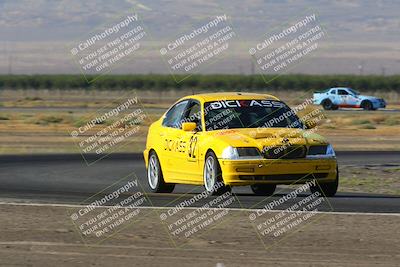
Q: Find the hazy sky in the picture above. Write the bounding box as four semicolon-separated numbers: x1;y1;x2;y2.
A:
0;0;399;75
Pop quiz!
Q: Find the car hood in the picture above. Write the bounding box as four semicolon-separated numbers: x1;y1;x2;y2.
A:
207;128;328;150
357;95;380;100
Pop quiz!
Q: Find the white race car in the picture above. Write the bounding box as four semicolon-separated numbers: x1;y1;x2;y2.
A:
313;87;386;110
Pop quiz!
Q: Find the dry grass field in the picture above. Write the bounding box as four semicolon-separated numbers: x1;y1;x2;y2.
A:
0;89;399;154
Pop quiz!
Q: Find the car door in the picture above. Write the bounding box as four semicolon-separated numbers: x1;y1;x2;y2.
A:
161;100;190;178
345;90;359;107
337;89;349;106
329;89;338;105
178;100;203;183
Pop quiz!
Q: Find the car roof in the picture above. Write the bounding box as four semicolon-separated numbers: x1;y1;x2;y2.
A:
179;92;280;102
329;87;350;90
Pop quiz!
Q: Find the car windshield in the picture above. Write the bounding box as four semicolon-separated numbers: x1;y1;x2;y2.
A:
204;99;303;131
347;88;360;95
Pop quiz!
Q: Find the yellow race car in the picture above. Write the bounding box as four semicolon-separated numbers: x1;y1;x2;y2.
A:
144;92;338;196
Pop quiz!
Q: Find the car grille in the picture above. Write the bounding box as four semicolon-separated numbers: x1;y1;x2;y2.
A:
263;145;307;159
239;173;328;181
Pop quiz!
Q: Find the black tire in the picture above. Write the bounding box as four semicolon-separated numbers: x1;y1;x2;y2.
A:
322;99;333;110
310;169;339;197
331;105;339;110
250;184;276;196
147;151;175;193
203;151;231;196
361;100;373;110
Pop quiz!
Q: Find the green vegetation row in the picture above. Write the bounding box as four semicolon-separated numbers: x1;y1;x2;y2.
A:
0;74;399;91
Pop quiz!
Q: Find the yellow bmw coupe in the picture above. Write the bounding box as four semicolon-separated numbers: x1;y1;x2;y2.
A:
144;92;338;196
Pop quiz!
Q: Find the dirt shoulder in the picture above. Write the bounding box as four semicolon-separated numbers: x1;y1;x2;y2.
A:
0;204;399;267
339;165;400;195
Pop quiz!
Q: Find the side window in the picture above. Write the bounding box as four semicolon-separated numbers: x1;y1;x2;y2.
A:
330;89;337;95
183;101;202;131
338;90;348;95
162;100;189;128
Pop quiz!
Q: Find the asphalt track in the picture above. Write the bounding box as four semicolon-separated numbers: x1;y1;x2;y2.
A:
0;151;399;213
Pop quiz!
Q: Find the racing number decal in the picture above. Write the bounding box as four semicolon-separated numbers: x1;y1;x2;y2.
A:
188;136;198;159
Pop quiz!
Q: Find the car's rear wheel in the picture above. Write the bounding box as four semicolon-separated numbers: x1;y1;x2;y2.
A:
250;184;276;196
310;170;339;197
203;151;231;195
322;99;334;110
148;151;175;193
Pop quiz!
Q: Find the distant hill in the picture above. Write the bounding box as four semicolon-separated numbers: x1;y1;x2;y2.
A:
0;0;399;74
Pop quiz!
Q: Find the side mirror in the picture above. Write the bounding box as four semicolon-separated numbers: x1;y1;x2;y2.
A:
182;122;197;132
304;120;317;129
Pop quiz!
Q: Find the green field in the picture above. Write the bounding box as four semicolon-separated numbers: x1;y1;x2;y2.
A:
1;74;400;92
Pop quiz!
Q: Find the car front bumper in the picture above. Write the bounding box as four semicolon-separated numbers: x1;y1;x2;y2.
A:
219;157;337;186
143;149;149;167
372;99;386;109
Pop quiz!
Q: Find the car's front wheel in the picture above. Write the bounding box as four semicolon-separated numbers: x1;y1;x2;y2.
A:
250;184;276;196
147;151;175;193
361;100;374;110
203;151;231;195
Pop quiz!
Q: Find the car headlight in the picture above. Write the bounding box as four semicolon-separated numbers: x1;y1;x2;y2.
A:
326;144;335;157
221;146;263;160
307;144;336;158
